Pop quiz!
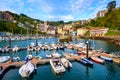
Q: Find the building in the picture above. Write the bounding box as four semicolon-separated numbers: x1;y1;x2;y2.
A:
36;21;48;32
57;27;63;34
97;10;108;17
90;28;109;36
77;28;88;36
81;20;88;25
0;11;14;21
44;21;48;32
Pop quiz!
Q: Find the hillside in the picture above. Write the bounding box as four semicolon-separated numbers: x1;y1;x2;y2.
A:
88;7;120;30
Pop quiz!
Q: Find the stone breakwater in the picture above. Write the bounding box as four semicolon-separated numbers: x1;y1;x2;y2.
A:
81;36;120;47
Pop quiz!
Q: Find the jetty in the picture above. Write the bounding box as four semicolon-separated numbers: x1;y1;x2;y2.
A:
0;44;120;78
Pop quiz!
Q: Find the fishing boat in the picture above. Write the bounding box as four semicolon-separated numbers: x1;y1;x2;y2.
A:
49;58;66;74
80;57;93;65
99;56;113;62
90;56;104;64
19;61;35;77
0;56;10;63
61;58;72;68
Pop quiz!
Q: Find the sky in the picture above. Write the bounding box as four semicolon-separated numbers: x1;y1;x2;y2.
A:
0;0;120;22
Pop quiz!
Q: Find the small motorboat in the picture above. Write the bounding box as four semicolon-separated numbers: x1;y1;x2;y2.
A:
61;58;72;68
0;56;10;63
80;57;93;65
19;61;35;77
26;54;33;60
27;46;33;51
1;48;9;53
49;58;66;74
12;57;20;62
52;51;61;58
99;56;113;62
34;46;40;51
12;45;19;52
46;54;52;58
90;56;104;64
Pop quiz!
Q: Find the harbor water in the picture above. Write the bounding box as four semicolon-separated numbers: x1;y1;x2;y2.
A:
0;37;120;80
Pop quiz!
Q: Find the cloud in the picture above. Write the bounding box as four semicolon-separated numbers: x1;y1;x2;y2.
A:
69;0;95;14
61;15;74;21
47;15;74;21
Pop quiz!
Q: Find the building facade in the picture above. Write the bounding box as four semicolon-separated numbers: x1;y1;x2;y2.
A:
0;11;14;21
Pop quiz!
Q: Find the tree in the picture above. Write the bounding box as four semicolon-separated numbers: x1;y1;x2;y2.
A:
107;0;116;13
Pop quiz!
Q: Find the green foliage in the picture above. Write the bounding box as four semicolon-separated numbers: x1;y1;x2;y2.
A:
107;1;116;13
88;8;120;30
47;21;64;26
105;30;120;36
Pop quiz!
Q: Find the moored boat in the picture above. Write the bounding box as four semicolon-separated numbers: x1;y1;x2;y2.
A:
80;57;93;65
12;57;20;62
99;56;113;62
0;56;10;63
46;54;52;58
61;58;72;68
90;56;104;64
49;58;66;74
26;54;33;60
52;51;61;58
19;61;35;77
12;45;19;52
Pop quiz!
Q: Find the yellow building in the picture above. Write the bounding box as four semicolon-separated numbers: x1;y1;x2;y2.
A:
57;27;63;34
77;28;88;36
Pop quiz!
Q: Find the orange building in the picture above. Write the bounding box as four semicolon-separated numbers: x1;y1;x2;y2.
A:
0;11;14;21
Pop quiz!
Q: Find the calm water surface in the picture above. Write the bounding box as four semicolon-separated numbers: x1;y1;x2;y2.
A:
0;38;120;80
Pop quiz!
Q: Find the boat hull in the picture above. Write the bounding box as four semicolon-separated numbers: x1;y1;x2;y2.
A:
91;57;104;64
19;62;34;77
49;59;66;74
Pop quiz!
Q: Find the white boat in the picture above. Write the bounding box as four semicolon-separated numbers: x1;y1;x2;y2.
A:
19;61;34;77
27;46;33;51
46;54;52;58
0;56;10;63
12;57;20;62
30;42;35;47
26;54;33;60
99;56;113;62
52;51;61;58
34;46;40;51
38;42;42;47
12;45;19;52
61;58;72;68
1;48;9;53
49;59;66;74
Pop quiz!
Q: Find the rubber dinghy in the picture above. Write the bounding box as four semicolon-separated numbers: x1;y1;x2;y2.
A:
61;58;72;68
50;58;66;74
19;61;34;77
